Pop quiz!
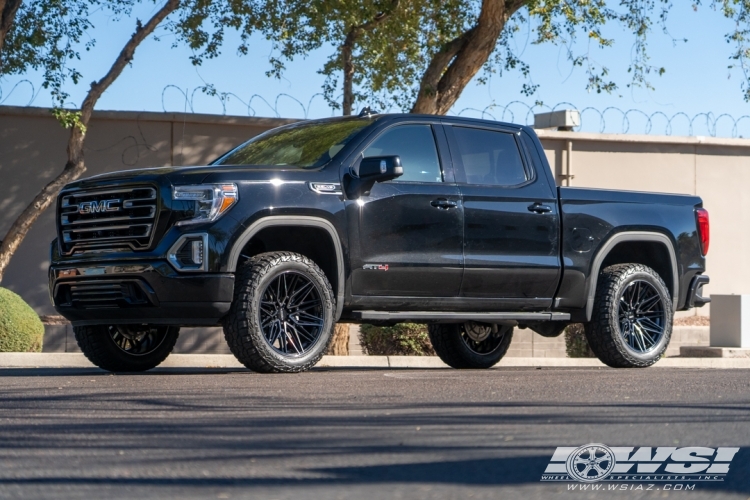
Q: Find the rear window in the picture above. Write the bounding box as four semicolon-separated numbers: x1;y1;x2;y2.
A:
452;126;528;186
213;118;371;168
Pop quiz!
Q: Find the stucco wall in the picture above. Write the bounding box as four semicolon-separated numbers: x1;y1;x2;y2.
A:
0;106;295;315
2;106;745;317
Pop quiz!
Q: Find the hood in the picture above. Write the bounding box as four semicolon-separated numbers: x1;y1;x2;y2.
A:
67;164;337;191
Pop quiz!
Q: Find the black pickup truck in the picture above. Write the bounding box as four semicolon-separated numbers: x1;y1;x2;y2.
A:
49;112;710;373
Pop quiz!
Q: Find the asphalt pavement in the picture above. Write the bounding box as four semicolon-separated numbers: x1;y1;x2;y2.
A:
0;367;749;500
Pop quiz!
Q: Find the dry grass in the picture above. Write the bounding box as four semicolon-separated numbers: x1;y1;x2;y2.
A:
673;315;710;326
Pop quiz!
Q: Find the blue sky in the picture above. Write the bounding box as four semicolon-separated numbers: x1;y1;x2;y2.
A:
1;2;749;136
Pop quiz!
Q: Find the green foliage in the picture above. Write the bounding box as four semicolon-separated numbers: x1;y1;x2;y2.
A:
359;323;436;356
1;0;258;112
51;108;86;133
564;323;595;358
0;287;43;353
0;1;136;106
256;0;750;110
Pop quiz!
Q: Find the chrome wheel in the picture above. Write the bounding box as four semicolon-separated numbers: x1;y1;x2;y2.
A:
566;444;616;482
618;279;666;354
108;325;168;356
259;271;325;357
460;322;507;355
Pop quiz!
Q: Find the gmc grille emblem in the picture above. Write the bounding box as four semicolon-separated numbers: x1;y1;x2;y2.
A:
78;200;120;214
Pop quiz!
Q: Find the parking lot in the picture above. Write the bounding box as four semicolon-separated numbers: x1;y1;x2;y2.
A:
0;367;748;499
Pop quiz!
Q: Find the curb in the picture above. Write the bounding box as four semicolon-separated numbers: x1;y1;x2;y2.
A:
1;353;749;369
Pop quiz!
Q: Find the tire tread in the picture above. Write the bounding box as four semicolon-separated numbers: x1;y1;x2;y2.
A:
584;263;673;368
74;325;179;372
223;251;335;373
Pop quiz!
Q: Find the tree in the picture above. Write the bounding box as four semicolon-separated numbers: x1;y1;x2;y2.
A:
0;0;254;281
0;0;22;57
261;1;750;114
260;0;406;115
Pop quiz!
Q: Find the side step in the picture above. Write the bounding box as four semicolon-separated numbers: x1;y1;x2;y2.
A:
350;311;571;322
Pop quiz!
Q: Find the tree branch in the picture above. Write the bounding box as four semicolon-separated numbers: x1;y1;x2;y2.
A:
412;0;527;114
342;0;400;115
0;0;23;62
0;0;181;282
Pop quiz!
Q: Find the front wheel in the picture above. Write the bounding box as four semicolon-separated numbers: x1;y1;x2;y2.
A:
223;252;335;373
584;263;673;368
428;322;513;369
74;325;179;372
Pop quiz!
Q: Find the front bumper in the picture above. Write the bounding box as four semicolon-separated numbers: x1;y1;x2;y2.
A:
49;260;234;327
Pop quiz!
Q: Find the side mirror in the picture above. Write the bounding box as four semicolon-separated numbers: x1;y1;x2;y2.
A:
345;155;403;199
358;156;403;182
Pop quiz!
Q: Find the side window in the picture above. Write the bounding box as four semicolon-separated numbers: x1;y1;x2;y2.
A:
363;124;443;183
451;126;528;186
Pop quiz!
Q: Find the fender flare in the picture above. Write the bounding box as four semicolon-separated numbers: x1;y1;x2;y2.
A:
227;216;345;320
584;231;679;321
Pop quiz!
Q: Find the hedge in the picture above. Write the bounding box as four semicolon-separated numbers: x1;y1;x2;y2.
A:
0;287;44;352
358;323;435;356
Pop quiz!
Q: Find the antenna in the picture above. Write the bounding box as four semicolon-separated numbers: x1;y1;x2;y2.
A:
358;106;377;117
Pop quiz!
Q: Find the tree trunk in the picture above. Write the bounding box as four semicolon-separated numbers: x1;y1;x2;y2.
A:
0;0;180;282
342;29;358;116
327;323;350;355
0;0;23;61
340;0;400;115
411;0;526;115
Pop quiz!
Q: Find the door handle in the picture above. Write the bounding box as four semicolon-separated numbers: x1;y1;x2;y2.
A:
431;198;458;209
527;202;552;214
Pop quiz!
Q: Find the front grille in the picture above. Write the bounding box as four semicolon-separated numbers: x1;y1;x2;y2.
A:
55;280;153;309
59;186;157;254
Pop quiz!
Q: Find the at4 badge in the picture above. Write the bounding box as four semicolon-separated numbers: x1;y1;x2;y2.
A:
363;264;389;271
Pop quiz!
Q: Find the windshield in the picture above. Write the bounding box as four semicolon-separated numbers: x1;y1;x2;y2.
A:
213;118;372;168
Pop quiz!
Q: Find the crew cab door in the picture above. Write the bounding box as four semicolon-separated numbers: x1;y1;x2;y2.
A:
349;123;464;297
444;123;560;308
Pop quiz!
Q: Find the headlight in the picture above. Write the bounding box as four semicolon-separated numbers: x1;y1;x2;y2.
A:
172;184;238;226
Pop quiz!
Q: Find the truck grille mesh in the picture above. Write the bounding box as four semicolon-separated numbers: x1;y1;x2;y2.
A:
58;186;158;254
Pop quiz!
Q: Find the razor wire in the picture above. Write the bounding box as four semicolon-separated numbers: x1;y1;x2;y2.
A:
158;85;750;138
4;79;750;138
454;101;750;139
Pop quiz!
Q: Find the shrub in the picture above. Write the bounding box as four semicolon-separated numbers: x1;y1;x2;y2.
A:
359;323;435;356
564;323;595;358
0;287;44;352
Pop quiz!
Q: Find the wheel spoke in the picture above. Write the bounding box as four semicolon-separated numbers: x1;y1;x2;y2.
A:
616;279;667;354
259;271;324;358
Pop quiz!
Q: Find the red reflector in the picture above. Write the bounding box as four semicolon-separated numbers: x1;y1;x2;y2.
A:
696;208;709;256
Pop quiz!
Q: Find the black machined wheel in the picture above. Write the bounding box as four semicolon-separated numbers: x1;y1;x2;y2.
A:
109;325;169;356
74;324;179;372
223;252;335;373
460;322;507;355
428;322;514;369
585;263;673;368
617;280;666;354
259;271;325;357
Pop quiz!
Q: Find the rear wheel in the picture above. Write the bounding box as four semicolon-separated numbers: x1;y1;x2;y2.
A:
428;322;513;369
584;263;673;368
74;325;179;372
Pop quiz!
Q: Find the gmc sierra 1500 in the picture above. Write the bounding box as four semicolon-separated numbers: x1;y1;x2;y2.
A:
49;112;710;372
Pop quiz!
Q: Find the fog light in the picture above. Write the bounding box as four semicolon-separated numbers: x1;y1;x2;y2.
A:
191;240;204;266
167;234;208;272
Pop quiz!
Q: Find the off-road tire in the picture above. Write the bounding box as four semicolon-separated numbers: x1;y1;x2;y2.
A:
428;323;514;369
74;325;179;372
223;252;335;373
584;263;673;368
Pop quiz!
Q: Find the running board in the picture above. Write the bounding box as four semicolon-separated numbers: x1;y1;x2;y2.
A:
350;311;571;322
